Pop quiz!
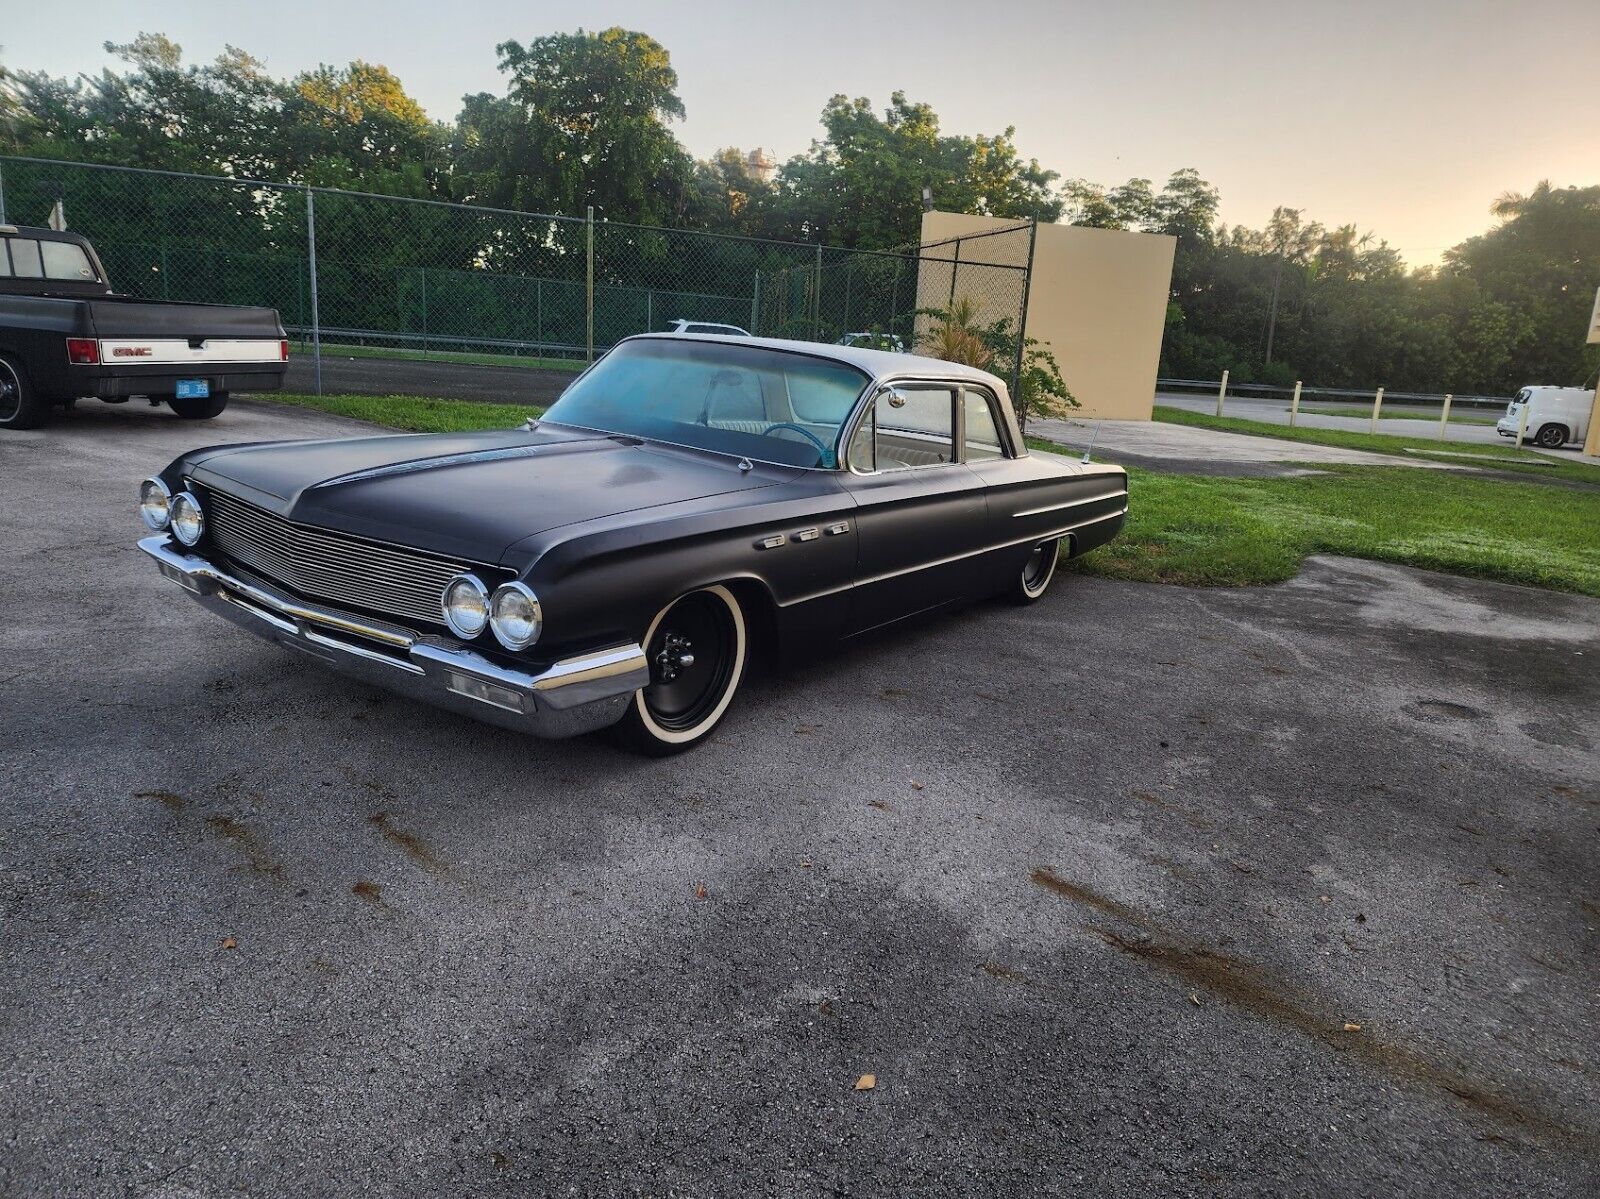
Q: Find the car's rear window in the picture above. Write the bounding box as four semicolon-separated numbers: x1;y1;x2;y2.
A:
0;237;99;282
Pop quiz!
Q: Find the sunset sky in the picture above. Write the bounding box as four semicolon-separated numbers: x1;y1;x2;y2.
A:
6;0;1596;264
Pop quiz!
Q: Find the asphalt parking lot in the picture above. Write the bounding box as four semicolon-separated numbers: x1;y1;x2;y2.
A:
3;399;1598;1197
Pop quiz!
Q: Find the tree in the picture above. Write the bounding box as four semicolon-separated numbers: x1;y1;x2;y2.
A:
920;298;1076;426
0;45;27;137
767;92;1060;248
282;61;445;194
1443;181;1600;388
453;28;692;223
681;148;775;234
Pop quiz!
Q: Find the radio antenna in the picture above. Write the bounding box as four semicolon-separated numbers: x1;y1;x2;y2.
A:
1080;422;1100;464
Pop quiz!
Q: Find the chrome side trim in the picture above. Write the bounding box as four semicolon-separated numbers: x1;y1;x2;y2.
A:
1012;489;1128;518
781;506;1129;607
140;536;647;738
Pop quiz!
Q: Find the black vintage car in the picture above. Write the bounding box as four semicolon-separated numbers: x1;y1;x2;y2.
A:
138;335;1128;753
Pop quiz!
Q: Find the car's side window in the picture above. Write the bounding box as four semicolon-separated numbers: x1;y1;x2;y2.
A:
846;408;876;472
962;388;1007;461
855;385;956;472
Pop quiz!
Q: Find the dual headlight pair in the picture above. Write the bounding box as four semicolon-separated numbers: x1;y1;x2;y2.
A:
140;477;203;546
140;477;541;651
443;575;542;651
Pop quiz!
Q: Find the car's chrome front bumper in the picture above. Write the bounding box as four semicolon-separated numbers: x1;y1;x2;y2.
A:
139;535;648;738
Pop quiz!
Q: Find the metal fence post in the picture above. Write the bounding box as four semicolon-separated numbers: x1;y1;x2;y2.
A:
812;243;823;340
1012;219;1038;424
1289;379;1302;426
1370;386;1384;433
751;270;760;335
1216;370;1229;417
585;206;595;363
305;187;322;396
646;290;652;335
535;279;543;349
0;159;8;224
420;267;428;347
1438;393;1453;439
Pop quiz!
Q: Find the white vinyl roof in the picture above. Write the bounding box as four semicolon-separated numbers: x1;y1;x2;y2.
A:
625;332;1010;394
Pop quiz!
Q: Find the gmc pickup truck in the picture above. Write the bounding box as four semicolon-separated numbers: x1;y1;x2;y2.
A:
0;224;289;430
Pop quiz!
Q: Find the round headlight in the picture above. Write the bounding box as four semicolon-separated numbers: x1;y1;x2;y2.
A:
441;573;491;639
139;477;172;530
489;582;542;651
170;491;204;546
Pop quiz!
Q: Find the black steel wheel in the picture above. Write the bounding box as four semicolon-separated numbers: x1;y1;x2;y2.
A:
612;585;747;754
1534;423;1568;449
0;356;47;430
1010;536;1062;604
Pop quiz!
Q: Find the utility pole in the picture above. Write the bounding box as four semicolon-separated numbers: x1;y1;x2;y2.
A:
1264;251;1284;363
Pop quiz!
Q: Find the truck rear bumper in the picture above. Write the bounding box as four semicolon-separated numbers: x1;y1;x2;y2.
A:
79;363;288;399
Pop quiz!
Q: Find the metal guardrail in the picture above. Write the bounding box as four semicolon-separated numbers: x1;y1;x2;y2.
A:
287;327;589;362
1157;378;1509;410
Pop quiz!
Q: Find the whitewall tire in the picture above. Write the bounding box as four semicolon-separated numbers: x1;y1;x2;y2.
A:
613;585;747;754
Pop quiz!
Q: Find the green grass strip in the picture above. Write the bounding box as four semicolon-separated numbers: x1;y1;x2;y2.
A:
1153;405;1600;485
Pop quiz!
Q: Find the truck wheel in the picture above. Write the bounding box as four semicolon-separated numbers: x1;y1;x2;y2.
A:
611;585;747;755
1009;537;1062;604
1534;423;1568;449
0;356;48;430
168;391;229;420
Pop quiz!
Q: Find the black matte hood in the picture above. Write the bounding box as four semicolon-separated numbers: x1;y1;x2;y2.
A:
182;424;800;563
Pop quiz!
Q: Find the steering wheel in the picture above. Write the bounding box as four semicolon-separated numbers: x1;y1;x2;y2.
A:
762;422;831;459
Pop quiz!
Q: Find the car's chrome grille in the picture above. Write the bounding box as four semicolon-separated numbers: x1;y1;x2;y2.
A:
196;485;476;627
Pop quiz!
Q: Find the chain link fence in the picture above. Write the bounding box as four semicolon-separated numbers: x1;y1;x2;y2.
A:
0;155;1034;397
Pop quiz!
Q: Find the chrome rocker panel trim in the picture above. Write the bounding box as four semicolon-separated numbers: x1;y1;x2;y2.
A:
139;535;648;739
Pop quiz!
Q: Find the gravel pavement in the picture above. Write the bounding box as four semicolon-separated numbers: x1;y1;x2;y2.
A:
2;400;1597;1197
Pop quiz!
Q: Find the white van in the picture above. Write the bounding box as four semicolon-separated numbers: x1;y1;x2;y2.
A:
1496;386;1594;448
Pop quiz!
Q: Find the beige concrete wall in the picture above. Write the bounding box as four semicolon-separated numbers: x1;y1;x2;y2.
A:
920;212;1175;421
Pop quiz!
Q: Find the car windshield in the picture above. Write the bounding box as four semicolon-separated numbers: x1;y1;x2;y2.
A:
540;338;869;468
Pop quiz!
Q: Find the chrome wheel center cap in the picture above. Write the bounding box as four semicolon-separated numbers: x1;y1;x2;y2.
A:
655;632;695;682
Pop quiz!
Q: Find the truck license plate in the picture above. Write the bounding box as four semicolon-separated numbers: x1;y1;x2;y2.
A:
176;379;210;399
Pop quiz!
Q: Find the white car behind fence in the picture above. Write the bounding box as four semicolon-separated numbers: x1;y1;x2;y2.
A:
1496;386;1594;448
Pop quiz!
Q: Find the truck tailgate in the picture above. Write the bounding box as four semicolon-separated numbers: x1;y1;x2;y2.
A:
84;295;284;341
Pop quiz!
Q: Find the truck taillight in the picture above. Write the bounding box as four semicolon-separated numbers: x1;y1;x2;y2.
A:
66;338;100;365
279;339;289;361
